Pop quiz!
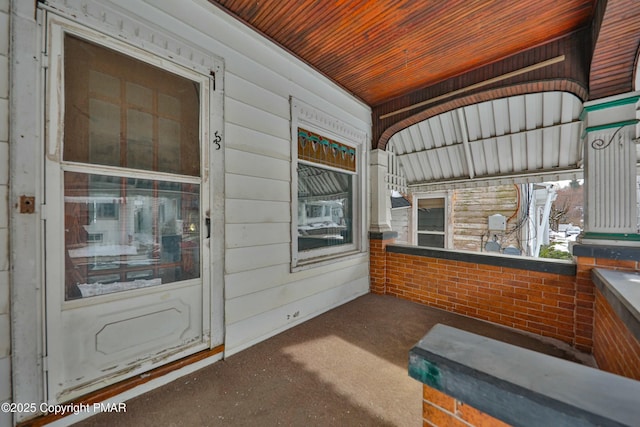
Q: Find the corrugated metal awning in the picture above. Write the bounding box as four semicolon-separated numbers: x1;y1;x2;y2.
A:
388;92;585;191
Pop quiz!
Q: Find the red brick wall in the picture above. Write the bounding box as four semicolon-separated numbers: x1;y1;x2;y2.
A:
376;242;640;374
423;385;511;427
369;236;395;295
574;256;597;352
574;255;639;354
385;252;577;345
391;248;640;426
593;290;640;380
384;247;640;427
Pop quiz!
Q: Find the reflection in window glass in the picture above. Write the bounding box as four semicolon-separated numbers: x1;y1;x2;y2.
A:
88;98;120;166
418;234;445;248
64;34;200;176
417;197;445;248
418;198;445;232
297;164;352;251
64;172;200;300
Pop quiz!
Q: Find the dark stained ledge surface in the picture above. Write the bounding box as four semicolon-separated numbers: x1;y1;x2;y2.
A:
409;324;640;427
369;231;398;240
572;244;640;261
388;244;577;276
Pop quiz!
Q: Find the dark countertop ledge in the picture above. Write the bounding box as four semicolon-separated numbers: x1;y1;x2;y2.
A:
409;324;640;427
387;244;577;276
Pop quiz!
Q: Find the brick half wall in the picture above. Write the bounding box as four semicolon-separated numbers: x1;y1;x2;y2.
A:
385;247;578;346
593;290;640;380
378;242;640;371
369;231;397;295
422;385;510;427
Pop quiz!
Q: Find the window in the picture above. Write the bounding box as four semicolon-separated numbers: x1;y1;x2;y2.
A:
62;35;202;299
297;163;353;252
414;195;447;248
291;99;366;268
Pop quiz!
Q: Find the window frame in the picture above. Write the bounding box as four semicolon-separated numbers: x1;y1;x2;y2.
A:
412;192;452;249
290;98;367;270
44;18;217;303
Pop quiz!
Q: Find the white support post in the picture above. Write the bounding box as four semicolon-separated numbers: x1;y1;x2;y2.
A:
581;92;640;245
370;149;392;232
533;186;556;257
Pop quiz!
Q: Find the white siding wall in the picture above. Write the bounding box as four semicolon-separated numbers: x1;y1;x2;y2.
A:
391;208;410;244
11;0;371;386
0;0;11;425
159;0;371;355
92;0;372;355
207;9;371;354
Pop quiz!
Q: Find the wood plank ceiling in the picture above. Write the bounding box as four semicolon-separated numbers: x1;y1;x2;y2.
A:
210;0;597;106
210;0;639;186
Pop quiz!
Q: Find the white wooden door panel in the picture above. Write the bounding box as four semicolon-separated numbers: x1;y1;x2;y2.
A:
52;284;206;402
43;16;216;404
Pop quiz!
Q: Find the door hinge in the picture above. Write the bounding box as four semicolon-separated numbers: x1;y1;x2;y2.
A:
40;203;47;220
42;356;48;372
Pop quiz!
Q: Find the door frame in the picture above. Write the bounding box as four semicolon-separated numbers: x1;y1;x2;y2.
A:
40;12;224;403
10;5;225;415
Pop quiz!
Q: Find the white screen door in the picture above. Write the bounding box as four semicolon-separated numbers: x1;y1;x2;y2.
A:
44;22;213;403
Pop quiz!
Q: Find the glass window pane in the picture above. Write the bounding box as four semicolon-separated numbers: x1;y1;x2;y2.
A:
89;70;120;98
89;99;120;166
159;93;181;117
418;233;445;248
126;109;153;170
159;119;182;174
126;81;153;108
64;171;200;300
418;198;445;232
64;34;200;176
297;164;352;251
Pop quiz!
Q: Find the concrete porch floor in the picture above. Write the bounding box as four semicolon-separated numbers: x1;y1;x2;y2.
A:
75;294;593;427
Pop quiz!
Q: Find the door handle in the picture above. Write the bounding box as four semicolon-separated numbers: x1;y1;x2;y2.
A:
205;217;211;239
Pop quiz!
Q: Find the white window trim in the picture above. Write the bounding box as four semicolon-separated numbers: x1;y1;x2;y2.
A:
412;191;453;248
290;97;368;270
